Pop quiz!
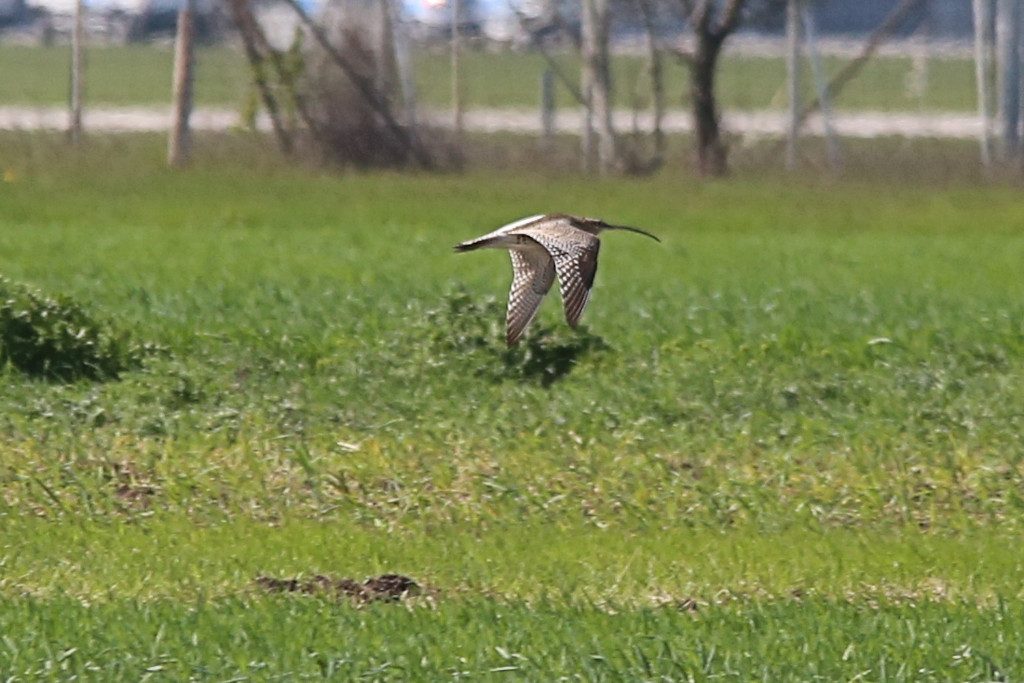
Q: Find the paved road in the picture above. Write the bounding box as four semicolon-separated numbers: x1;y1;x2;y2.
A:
0;105;983;140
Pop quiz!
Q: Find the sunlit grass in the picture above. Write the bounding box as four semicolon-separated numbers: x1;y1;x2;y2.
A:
2;595;1019;679
2;134;1023;531
0;44;249;106
4;518;1024;602
0;133;1021;678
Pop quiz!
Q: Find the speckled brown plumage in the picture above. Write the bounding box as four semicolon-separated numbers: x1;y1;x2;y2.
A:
455;214;660;346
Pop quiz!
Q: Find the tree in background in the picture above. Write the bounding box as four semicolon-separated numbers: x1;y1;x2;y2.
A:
555;0;668;175
678;0;753;176
228;0;435;169
580;0;616;174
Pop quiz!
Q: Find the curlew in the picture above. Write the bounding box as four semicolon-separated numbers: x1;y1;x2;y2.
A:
454;214;660;346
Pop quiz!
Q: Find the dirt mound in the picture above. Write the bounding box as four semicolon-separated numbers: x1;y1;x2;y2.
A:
255;573;420;602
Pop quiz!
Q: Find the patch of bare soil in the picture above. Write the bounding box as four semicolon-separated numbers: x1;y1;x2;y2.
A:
110;460;157;510
255;573;420;603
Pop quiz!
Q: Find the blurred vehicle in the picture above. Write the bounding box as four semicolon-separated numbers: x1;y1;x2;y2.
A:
399;0;560;46
0;0;55;42
474;0;539;44
0;0;27;26
9;0;227;43
401;0;475;42
118;0;227;42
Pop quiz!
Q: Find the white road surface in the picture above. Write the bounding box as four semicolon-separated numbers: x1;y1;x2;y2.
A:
0;105;984;140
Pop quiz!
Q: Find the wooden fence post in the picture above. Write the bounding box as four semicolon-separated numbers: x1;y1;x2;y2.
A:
540;68;556;148
451;0;464;143
69;0;85;144
996;0;1020;157
974;0;994;167
168;0;196;168
785;0;801;170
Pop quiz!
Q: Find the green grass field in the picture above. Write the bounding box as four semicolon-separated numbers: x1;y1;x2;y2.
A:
0;43;977;112
1;133;1023;679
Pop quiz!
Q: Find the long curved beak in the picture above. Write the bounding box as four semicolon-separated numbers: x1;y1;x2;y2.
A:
606;224;661;242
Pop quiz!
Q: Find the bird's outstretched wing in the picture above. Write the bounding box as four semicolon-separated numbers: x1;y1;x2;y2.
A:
506;246;556;346
525;226;601;328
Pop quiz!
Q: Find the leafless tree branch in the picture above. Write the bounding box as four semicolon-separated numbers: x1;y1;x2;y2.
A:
773;0;925;150
508;1;586;105
226;0;294;153
690;0;714;34
635;0;666;169
278;0;435;169
715;0;748;37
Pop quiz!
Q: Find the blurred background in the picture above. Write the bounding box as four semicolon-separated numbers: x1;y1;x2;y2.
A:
0;0;1018;177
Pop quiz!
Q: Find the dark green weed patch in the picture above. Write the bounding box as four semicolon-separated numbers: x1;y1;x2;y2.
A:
0;276;149;382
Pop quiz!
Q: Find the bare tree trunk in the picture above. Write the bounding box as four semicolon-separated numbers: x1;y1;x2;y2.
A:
785;0;801;170
390;0;418;128
975;0;994;167
451;0;464;144
690;33;727;176
580;0;596;173
168;0;195;168
592;0;615;173
69;0;85;144
377;0;399;99
803;5;841;170
540;68;556;150
681;0;748;177
581;0;616;174
636;0;665;171
581;86;595;173
997;0;1021;158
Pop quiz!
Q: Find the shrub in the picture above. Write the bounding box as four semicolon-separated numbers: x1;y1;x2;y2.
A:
0;276;146;382
296;3;450;169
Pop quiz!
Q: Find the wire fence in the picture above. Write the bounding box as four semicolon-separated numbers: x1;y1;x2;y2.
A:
0;0;1019;175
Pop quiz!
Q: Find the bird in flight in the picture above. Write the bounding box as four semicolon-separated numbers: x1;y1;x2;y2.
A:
454;214;660;346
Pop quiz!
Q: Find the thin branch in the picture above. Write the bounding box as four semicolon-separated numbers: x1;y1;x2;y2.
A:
714;0;748;37
681;0;712;33
508;0;586;105
636;0;665;168
779;0;925;145
249;22;322;145
226;0;293;153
